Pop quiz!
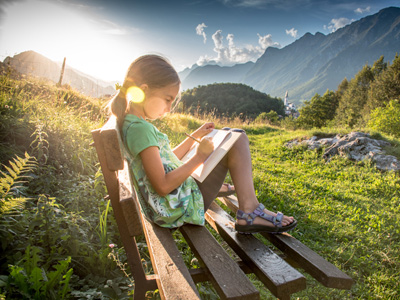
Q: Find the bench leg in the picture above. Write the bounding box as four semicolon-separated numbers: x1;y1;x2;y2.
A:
133;284;147;300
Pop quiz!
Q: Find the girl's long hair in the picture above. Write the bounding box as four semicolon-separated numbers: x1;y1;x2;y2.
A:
109;54;181;128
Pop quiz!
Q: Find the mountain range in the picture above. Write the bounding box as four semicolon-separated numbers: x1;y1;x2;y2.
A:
2;51;116;98
2;7;399;104
179;6;400;105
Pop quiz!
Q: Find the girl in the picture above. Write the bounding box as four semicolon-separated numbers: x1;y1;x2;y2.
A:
109;54;297;233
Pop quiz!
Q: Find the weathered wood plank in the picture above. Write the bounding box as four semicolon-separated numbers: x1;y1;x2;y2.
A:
260;232;354;289
119;196;143;237
140;215;201;300
118;162;143;236
218;195;354;290
180;224;260;300
92;129;151;296
206;202;306;299
100;116;124;171
189;262;253;284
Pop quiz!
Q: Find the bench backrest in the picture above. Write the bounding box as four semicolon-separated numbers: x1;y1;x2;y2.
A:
92;116;143;236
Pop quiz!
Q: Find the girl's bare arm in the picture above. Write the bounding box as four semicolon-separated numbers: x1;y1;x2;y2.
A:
141;138;213;196
173;122;215;159
172;136;197;160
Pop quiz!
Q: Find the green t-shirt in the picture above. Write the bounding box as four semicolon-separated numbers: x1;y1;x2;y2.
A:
122;114;205;228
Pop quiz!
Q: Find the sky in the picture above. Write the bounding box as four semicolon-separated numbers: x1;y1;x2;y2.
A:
0;0;399;82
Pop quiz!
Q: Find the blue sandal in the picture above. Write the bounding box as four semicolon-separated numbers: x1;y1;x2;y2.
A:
235;203;297;234
217;183;236;197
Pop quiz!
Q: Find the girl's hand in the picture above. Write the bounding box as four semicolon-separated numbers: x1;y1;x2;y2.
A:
192;122;214;139
196;136;214;160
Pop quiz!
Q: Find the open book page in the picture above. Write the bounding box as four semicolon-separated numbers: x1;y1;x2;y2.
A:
181;129;242;182
181;129;229;162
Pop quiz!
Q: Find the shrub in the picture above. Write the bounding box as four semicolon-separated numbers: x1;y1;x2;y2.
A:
279;116;298;131
255;111;279;125
368;100;400;137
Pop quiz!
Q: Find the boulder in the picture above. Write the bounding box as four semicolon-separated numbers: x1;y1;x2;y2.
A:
285;132;400;172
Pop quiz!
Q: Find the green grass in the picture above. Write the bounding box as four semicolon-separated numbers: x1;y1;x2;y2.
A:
1;73;399;299
246;128;400;299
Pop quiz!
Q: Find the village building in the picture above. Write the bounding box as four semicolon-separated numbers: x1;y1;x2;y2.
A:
284;91;299;118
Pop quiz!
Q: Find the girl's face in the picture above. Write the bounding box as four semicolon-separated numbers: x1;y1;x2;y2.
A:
143;83;180;120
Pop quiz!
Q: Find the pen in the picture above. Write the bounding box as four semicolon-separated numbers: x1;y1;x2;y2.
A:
185;132;201;143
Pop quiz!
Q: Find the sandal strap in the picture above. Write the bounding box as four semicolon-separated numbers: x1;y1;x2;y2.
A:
274;212;283;227
236;204;284;227
236;209;255;225
223;183;232;192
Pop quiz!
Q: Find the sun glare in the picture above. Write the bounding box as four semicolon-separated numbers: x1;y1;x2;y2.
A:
1;1;90;58
0;0;140;81
126;86;145;103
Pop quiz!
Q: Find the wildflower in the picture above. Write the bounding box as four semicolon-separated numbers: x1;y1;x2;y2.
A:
109;243;115;248
5;105;9;109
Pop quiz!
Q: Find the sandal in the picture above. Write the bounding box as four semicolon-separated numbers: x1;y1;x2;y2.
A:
217;183;236;197
235;203;297;234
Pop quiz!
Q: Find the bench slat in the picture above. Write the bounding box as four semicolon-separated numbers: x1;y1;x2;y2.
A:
260;232;354;289
119;196;143;237
180;224;260;300
218;196;354;290
140;216;201;299
100;116;124;171
118;163;142;236
206;202;306;299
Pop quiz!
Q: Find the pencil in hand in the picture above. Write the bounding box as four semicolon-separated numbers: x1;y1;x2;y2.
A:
185;132;201;143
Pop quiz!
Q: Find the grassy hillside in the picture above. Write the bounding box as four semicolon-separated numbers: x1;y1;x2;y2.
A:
246;128;399;299
1;74;399;299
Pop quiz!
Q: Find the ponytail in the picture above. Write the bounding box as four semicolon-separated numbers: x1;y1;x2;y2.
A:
108;87;128;129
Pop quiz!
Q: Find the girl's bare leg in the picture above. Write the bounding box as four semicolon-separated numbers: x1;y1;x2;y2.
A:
225;133;294;227
197;132;294;228
196;162;228;210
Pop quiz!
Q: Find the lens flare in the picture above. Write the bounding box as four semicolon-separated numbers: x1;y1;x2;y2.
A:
126;86;145;103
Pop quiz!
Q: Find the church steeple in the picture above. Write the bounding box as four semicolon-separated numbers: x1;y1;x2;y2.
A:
284;91;289;106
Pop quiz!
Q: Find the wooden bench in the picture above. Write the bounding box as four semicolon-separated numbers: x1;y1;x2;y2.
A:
91;117;354;300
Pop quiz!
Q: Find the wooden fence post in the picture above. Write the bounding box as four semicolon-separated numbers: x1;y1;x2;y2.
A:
58;57;66;86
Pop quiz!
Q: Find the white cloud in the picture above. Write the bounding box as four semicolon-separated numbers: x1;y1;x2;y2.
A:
355;6;371;14
325;17;353;32
233;0;268;7
257;33;280;49
196;23;207;43
219;0;267;8
212;30;224;49
219;0;308;9
285;28;298;38
197;30;280;66
91;19;137;35
227;33;235;47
